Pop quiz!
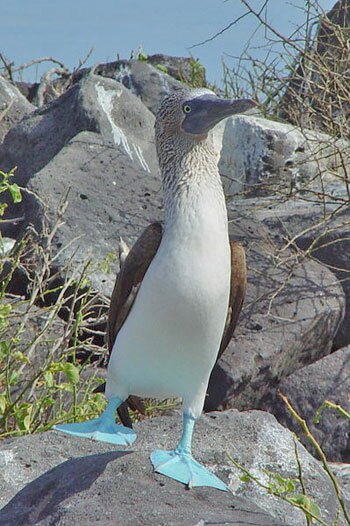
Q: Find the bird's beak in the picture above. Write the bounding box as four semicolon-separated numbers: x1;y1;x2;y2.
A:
182;96;257;135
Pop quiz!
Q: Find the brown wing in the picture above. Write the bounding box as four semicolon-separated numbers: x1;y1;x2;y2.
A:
217;240;246;360
105;222;163;428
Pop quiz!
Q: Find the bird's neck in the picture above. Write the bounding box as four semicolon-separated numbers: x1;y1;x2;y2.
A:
159;135;227;233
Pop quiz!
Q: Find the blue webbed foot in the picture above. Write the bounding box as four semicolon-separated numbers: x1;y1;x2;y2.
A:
53;416;136;445
150;449;228;491
53;397;136;446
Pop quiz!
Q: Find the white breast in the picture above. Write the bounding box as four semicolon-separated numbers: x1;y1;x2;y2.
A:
106;183;231;418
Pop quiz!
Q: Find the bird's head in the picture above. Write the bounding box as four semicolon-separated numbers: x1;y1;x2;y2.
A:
155;87;256;143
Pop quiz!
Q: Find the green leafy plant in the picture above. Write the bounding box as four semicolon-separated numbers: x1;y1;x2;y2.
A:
97;251;117;274
230;453;323;525
0;187;108;438
0;180;181;438
155;64;168;74
0;168;22;217
228;392;350;525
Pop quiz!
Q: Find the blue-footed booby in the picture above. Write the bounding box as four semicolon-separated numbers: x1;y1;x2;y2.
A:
54;88;253;491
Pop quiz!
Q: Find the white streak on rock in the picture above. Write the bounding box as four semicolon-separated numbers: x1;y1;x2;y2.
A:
133;143;150;173
95;82;133;160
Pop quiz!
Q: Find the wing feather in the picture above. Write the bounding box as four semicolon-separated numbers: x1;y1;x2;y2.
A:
217;240;246;359
104;222;163;428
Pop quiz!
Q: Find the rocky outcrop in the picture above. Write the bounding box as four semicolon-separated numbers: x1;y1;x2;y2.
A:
0;76;34;143
0;410;348;526
0;54;349;521
261;346;350;462
0;73;160;253
15;55;202;114
205;212;345;411
71;59;185;116
233;195;349;349
215;114;349;197
0;73;159;188
0;71;345;405
146;54;206;86
14;58;185;116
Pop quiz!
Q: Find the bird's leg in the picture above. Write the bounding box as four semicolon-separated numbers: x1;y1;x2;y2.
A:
150;413;227;491
53;396;136;446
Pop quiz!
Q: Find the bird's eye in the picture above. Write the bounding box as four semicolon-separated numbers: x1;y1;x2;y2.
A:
183;105;192;114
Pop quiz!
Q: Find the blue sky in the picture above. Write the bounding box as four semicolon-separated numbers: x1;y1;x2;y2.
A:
1;0;334;86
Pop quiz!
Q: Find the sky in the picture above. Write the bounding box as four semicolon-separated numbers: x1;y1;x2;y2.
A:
1;0;335;87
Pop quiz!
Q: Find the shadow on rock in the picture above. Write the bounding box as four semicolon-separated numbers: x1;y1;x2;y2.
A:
0;451;131;526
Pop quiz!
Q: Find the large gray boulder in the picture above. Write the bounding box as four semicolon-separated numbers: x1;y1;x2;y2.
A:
0;73;160;250
0;410;347;525
26;130;161;296
90;59;184;115
0;76;34;144
215;114;349;197
235;195;349;349
23;59;184;116
14;56;195;114
0;73;158;188
261;345;350;462
205;212;345;411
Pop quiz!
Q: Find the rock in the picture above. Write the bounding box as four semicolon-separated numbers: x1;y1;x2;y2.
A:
205;212;345;412
0;73;160;247
215;111;349;345
0;410;347;525
146;54;206;86
0;73;158;189
237;195;350;349
15;81;40;104
215;114;349;197
330;462;350;501
297;217;350;349
0;237;15;255
261;346;350;462
89;59;184;115
0;76;34;144
26;130;162;296
14;55;197;114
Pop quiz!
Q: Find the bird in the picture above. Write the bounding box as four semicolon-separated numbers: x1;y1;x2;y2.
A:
54;87;254;491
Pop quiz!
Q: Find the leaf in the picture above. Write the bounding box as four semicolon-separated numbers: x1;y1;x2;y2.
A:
0;303;12;317
9;370;18;385
23;414;31;431
42;396;55;408
240;474;251;483
0;394;7;413
43;370;54;388
57;382;74;392
156;64;168;74
308;501;321;521
137;52;148;62
8;183;22;204
0;340;9;359
290;494;321;521
13;350;30;364
63;363;80;384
